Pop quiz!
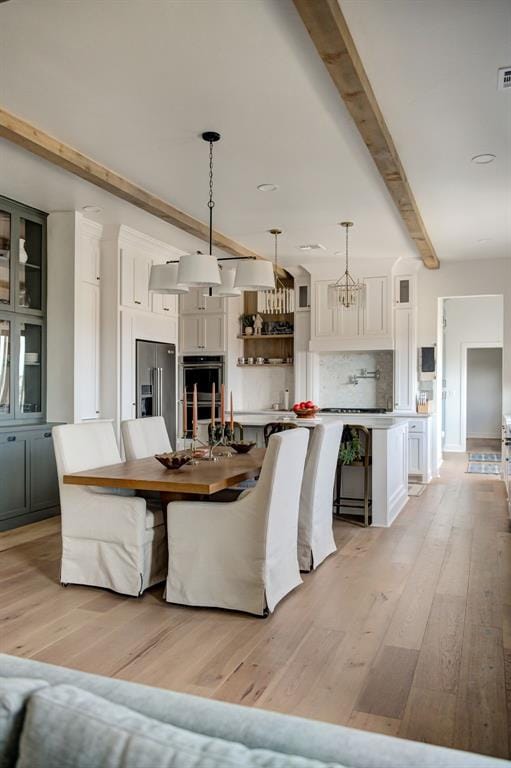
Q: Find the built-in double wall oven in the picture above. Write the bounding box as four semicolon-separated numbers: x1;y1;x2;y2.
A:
181;355;224;437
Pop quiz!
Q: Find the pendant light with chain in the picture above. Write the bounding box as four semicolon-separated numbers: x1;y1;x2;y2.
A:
327;221;363;310
177;132;222;288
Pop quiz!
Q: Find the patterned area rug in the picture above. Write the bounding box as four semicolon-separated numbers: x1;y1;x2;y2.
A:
468;452;501;462
408;483;426;496
467;462;501;475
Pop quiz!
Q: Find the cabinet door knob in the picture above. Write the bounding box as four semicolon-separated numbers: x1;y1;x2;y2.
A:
96;276;100;281
163;308;169;312
44;432;51;438
134;300;141;305
7;435;16;442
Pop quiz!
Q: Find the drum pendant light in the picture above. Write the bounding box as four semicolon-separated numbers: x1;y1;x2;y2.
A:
148;262;189;295
233;231;276;291
177;132;221;288
202;266;241;298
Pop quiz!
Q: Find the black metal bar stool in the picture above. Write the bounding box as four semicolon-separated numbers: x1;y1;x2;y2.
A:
333;424;372;527
263;421;298;446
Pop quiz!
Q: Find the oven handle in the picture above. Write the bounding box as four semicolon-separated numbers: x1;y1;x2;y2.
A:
181;364;224;370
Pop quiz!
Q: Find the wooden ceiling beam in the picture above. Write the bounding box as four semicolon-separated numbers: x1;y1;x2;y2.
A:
293;0;439;269
0;106;288;276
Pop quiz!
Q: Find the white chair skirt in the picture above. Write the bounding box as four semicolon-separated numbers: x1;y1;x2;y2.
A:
61;524;167;597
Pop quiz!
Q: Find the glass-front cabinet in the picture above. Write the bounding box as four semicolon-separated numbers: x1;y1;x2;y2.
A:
0;210;11;307
0;197;45;316
0;313;44;421
0;195;47;424
0;316;11;417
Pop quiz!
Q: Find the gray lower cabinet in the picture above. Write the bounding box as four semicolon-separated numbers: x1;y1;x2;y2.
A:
0;431;30;521
0;424;59;531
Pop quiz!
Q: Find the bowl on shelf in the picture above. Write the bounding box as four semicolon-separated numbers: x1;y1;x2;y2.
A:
230;441;256;454
293;407;320;419
154;452;192;470
267;358;284;365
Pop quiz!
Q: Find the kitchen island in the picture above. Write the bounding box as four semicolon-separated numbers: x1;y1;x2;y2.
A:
197;411;409;527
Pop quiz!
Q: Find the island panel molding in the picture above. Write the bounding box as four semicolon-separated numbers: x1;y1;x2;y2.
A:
0;107;287;276
292;0;439;270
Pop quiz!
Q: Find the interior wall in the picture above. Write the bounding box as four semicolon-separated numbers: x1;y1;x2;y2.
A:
442;295;503;451
466;348;502;439
417;257;511;412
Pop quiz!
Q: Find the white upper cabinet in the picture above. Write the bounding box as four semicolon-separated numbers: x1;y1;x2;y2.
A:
152;292;178;316
362;276;389;336
77;280;100;420
394;307;416;412
120;247;152;311
313;282;336;337
180;313;225;353
79;228;101;285
180;289;225;314
394;275;415;307
203;313;225;351
310;275;391;351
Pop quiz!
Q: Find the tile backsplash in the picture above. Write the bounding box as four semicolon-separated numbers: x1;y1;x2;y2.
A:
319;351;394;409
240;366;294;410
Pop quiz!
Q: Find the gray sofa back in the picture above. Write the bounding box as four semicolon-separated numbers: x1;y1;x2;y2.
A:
0;654;505;768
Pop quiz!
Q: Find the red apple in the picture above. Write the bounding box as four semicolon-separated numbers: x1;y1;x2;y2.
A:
304;400;315;409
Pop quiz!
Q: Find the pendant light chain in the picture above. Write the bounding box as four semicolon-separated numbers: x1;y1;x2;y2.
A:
208;139;215;256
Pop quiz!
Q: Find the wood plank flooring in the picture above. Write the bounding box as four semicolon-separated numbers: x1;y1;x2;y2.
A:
1;449;510;759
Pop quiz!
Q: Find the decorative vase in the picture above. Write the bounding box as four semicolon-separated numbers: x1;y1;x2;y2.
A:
19;238;28;264
244;327;253;336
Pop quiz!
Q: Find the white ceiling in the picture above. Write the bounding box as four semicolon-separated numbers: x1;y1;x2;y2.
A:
0;0;509;267
341;0;511;263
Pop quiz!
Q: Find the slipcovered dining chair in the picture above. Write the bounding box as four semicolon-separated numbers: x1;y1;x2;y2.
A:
121;416;171;460
53;422;167;597
297;420;344;572
165;428;310;616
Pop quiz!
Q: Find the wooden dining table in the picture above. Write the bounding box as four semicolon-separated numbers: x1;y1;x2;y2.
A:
63;448;265;520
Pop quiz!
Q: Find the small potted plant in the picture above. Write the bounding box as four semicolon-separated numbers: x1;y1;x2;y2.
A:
339;427;363;465
240;314;254;336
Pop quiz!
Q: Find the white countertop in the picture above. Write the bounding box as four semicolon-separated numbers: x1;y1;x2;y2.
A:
199;412;407;430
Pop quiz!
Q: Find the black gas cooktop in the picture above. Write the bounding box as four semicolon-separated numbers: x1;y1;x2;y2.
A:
320;407;388;414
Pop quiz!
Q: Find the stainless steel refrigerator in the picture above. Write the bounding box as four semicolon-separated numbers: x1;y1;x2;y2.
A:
136;340;176;447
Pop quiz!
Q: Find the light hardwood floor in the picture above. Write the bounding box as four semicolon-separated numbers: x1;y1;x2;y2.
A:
1;450;510;759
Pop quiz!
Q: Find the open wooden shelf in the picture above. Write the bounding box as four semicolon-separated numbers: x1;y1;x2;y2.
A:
237;334;294;340
237;363;293;368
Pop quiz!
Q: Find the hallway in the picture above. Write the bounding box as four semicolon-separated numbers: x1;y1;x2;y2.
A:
1;450;510;759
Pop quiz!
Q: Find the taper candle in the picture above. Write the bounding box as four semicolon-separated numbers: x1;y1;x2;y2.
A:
192;383;198;438
230;391;234;432
211;382;216;425
220;383;225;426
183;387;187;435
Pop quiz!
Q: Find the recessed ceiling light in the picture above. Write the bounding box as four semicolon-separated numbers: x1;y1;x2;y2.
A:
257;183;278;192
82;205;102;214
298;243;326;252
471;154;496;164
477;237;492;244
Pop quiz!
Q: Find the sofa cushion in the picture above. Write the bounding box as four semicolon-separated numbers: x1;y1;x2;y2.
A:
0;677;48;768
16;685;345;768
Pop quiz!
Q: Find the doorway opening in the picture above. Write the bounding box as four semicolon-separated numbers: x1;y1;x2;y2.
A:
464;346;502;453
438;295;504;455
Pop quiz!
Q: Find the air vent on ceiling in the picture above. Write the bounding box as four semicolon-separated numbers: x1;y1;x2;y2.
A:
497;66;511;91
298;243;326;252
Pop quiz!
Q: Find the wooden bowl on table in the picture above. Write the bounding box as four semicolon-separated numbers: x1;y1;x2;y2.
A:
230;441;256;454
293;407;320;419
154;452;192;470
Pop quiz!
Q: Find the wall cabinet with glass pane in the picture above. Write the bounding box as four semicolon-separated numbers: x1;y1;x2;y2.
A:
0;196;57;531
0;196;45;317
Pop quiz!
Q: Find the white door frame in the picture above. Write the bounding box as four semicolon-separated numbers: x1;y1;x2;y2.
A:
460;341;503;451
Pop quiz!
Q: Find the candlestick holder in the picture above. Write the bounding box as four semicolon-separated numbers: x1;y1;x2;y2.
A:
181;432;201;464
204;424;222;461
